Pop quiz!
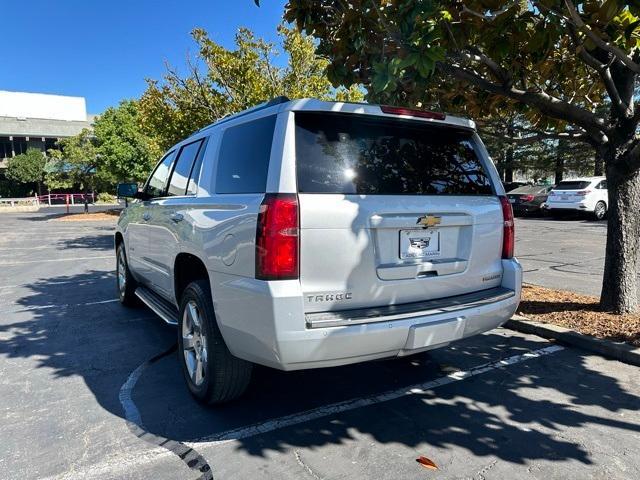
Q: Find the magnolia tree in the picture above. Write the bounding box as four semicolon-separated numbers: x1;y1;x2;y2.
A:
282;0;640;314
139;25;363;150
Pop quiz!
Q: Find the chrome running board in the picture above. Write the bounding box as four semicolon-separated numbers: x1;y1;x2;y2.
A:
135;286;179;326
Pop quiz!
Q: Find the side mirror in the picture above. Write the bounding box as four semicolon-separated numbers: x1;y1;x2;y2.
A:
117;183;139;199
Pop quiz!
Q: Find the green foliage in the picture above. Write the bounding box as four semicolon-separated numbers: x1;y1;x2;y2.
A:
5;148;47;186
93;100;160;183
283;0;634;136
96;192;117;203
138;25;364;150
46;129;100;191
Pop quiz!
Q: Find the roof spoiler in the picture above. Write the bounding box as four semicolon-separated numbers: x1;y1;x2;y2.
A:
197;96;291;134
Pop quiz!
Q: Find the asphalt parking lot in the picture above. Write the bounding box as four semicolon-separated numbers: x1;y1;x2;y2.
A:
1;210;639;479
515;216;624;297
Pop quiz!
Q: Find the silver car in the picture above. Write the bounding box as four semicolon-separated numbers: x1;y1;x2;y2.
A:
115;98;522;404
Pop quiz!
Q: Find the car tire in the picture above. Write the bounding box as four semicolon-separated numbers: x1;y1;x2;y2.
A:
178;280;252;405
593;201;607;221
116;243;138;307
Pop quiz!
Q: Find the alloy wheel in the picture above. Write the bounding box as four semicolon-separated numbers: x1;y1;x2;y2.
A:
182;301;208;386
117;248;127;296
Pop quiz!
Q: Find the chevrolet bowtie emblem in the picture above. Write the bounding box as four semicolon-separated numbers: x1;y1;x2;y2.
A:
416;215;442;228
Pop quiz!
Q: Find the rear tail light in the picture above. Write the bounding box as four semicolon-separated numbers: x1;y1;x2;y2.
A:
575;190;591;196
499;196;515;259
380;105;446;120
256;193;299;280
520;194;535;202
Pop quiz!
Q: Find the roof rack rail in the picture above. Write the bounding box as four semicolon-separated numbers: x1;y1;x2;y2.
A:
196;96;291;134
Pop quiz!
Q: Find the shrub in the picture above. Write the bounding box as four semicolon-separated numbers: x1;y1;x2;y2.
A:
96;192;117;204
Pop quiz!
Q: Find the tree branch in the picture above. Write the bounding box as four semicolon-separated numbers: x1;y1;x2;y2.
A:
461;2;517;22
438;61;610;144
567;25;632;118
564;0;640;74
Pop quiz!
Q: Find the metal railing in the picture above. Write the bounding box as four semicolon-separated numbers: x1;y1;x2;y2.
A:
0;196;40;207
37;193;95;206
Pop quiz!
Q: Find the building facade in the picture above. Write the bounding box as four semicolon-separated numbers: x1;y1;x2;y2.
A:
0;90;93;170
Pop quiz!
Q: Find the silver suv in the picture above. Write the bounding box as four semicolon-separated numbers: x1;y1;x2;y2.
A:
115;98;522;404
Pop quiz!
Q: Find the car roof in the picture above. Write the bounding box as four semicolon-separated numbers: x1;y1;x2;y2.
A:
557;177;605;182
508;185;549;194
183;98;475;147
282;98;476;131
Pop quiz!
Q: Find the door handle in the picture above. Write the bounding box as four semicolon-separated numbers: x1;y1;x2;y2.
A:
170;212;184;223
142;212;151;221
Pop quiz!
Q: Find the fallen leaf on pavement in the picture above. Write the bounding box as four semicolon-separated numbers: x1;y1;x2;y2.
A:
416;456;438;470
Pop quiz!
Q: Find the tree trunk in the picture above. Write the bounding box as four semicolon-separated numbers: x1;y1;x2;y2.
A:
505;144;514;183
594;155;604;176
600;160;640;313
554;143;564;184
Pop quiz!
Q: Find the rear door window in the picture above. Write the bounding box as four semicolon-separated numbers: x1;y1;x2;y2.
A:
186;138;209;195
215;115;277;194
555;181;591;190
145;150;176;198
295;113;493;195
167;139;205;196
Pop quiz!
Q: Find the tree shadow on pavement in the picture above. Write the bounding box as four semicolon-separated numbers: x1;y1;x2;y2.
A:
2;269;640;472
57;233;115;251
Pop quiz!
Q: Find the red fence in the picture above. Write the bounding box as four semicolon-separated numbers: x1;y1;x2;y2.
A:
37;193;95;206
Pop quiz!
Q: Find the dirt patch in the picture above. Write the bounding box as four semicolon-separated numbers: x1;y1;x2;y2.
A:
517;284;640;347
54;210;120;222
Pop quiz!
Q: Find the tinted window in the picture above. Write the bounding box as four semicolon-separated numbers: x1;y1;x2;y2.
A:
598;180;607;189
215;116;276;194
145;150;176;198
555;181;591;190
295;113;493;195
167;139;204;196
186;138;208;195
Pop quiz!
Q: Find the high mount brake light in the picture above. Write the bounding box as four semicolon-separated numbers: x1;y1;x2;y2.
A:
256;193;299;280
380;105;446;120
499;196;515;259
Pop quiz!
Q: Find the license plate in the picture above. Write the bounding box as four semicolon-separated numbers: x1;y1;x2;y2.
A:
400;229;441;259
509;198;516;203
561;195;569;200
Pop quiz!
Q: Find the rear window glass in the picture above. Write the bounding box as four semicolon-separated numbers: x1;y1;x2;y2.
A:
215;115;277;194
295;113;493;195
555;181;591;190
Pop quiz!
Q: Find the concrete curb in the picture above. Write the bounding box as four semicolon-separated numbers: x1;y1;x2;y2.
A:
505;315;640;367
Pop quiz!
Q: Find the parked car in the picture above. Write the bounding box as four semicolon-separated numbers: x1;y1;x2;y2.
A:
507;184;554;216
544;177;608;220
503;181;527;193
115;98;522;404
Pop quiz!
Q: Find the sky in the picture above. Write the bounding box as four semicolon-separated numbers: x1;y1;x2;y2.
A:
0;0;287;114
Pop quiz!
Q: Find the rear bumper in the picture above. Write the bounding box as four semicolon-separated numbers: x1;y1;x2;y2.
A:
512;203;542;213
211;259;522;371
546;200;593;211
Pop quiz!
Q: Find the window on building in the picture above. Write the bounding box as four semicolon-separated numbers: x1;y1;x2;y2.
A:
12;137;27;156
0;137;12;159
44;138;58;153
215;116;276;194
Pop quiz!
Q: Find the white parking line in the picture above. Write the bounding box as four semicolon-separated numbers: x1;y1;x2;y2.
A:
0;273;114;290
51;343;564;480
0;256;112;265
187;344;565;447
0;298;118;314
